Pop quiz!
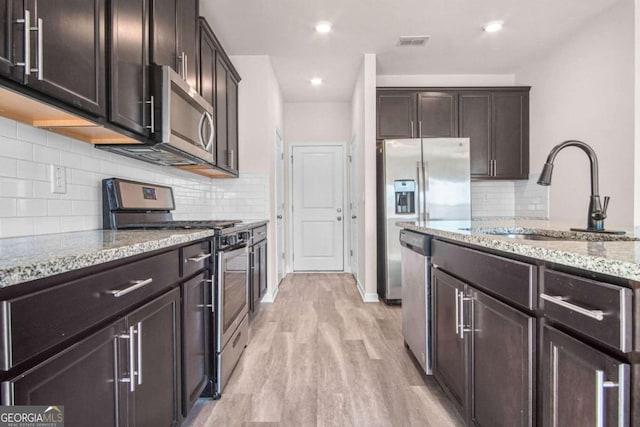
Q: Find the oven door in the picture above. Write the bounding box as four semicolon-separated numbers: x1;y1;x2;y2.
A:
217;245;249;350
154;65;215;164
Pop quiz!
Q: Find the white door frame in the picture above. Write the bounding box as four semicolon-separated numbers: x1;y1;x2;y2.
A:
274;128;285;286
287;142;349;272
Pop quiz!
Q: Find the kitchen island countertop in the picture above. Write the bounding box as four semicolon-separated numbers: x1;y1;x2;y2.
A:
399;219;640;282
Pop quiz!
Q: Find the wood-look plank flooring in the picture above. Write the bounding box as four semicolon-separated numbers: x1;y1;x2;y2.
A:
183;273;463;427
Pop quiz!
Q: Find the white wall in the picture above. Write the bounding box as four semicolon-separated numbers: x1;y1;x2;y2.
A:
516;0;635;227
284;103;351;142
635;0;640;225
376;74;515;87
350;54;378;302
231;55;284;300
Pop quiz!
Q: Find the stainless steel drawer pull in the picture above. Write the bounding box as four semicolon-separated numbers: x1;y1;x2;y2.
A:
540;293;604;321
109;278;153;297
187;253;212;262
118;326;136;392
454;289;460;335
136;322;142;386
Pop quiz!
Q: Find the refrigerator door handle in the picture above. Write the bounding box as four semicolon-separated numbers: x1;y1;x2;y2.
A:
416;161;422;220
422;161;429;221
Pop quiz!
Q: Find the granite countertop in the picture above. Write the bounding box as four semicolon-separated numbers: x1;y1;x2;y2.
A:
399;219;640;281
0;229;217;288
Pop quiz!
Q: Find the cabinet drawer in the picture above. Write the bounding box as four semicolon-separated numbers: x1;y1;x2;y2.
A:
432;239;536;310
181;240;212;278
252;225;267;243
541;269;632;352
1;250;179;371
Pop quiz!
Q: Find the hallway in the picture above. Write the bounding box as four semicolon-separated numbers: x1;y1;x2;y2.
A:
183;273;462;427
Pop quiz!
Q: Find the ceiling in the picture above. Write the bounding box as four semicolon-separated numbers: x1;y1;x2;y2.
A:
200;0;620;102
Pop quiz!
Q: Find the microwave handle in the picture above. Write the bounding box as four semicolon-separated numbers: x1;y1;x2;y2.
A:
204;111;214;151
198;111;214;151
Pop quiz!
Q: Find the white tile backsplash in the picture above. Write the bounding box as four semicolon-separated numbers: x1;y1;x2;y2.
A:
0;118;271;238
472;175;549;219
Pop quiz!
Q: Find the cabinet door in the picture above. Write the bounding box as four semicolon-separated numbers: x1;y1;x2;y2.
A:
469;289;534;427
417;91;458;137
492;91;529;179
0;0;13;77
432;268;466;413
181;273;210;415
127;288;181;427
2;319;126;427
109;0;150;136
227;73;238;172
150;0;177;72
215;55;228;169
27;0;105;115
459;92;491;178
199;24;216;164
178;0;197;88
542;326;629;427
376;91;417;139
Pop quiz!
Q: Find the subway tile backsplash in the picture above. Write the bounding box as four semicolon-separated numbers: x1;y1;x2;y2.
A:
0;117;269;238
472;176;549;219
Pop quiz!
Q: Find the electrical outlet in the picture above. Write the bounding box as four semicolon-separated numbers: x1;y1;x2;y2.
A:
50;165;66;194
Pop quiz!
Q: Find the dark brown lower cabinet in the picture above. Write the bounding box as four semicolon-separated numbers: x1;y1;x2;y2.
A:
432;267;535;426
1;319;127;426
2;288;181;427
469;289;534;427
432;268;467;413
181;272;210;415
542;325;629;427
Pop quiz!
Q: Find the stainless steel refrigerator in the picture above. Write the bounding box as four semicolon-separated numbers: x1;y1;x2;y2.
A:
376;138;471;303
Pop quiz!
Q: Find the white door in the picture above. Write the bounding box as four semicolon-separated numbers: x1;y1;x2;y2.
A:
349;136;359;280
275;131;285;283
292;145;344;271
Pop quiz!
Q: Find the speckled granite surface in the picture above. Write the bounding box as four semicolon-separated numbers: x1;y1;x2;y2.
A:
399;219;640;281
0;229;216;288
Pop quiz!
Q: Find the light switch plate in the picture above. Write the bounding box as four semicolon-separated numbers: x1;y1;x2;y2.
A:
50;165;67;194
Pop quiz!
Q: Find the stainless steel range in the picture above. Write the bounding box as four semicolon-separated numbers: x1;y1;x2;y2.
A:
102;177;250;398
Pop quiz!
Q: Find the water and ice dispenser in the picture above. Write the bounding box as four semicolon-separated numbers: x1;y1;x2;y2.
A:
394;180;416;214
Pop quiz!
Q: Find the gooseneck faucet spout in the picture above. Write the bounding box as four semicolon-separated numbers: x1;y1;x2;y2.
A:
537;140;609;232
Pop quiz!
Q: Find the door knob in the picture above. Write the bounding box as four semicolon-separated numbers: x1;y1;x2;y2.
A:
337;217;342;221
352;215;357;219
337;208;342;213
277;215;283;219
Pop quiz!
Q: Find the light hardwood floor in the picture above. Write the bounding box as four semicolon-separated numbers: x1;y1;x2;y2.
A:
183;273;463;427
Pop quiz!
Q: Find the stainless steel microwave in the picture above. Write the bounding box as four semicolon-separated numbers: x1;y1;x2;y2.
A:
98;65;215;166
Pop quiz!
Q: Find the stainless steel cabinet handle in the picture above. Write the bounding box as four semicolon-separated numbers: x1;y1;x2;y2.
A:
33;18;43;79
136;322;142;385
109;278;153;297
410;121;414;138
187;253;212;263
15;10;31;76
454;289;460;335
596;370;619;427
146;95;155;133
183;53;188;81
118;326;136;392
540;293;604;321
228;149;235;169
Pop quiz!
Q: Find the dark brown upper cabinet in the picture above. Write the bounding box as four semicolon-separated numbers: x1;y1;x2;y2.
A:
109;0;150;137
459;89;529;179
377;91;417;139
417;91;458;137
2;0;106;115
150;0;197;88
178;0;198;89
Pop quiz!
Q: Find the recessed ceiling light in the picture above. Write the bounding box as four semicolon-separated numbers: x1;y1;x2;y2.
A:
315;21;332;34
310;77;323;86
483;20;504;33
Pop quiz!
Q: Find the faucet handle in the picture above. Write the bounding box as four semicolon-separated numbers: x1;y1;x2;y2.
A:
602;196;610;217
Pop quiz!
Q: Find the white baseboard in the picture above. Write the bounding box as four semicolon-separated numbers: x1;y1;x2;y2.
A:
261;284;279;303
356;278;379;303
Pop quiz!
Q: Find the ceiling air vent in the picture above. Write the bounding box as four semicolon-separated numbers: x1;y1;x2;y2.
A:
398;35;430;47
